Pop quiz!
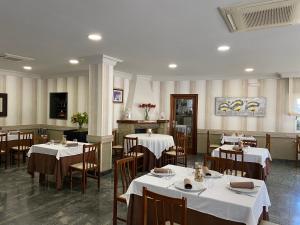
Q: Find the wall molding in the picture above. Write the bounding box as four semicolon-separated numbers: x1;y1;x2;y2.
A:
0;69;41;79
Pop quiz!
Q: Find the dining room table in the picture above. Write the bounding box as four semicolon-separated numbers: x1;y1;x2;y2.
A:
221;135;257;145
124;164;271;225
125;133;175;171
27;141;86;190
211;144;272;180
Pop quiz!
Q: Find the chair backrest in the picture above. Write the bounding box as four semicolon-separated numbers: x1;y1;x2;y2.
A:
206;130;210;154
0;133;8;152
112;130;118;146
142;187;187;225
18;131;33;150
265;133;271;152
203;154;220;171
219;148;244;176
242;140;257;147
82;143;100;171
296;135;300;161
123;136;139;155
176;132;186;156
114;157;136;197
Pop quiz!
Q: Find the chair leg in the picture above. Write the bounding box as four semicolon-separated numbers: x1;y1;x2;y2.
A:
18;151;20;167
82;171;86;194
70;168;73;190
113;199;117;225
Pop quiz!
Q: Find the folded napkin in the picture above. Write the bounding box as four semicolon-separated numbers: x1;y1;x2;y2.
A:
202;166;210;176
230;181;254;189
65;143;79;147
153;167;172;174
184;178;192;189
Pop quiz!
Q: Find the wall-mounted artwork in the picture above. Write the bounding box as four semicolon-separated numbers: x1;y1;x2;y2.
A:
49;92;68;120
215;97;266;117
113;88;123;103
0;93;7;117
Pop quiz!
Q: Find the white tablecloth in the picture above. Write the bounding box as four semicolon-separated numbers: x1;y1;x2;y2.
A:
124;165;271;225
221;136;256;144
211;144;272;168
125;133;175;159
27;142;85;160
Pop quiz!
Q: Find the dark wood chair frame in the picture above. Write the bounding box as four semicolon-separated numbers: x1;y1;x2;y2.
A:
164;132;187;167
113;157;136;225
219;148;245;177
123;136;143;171
265;133;271;152
11;131;33;167
70;142;101;194
142;187;187;225
0;133;8;169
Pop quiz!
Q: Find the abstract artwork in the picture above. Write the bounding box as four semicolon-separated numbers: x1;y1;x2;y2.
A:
215;97;266;117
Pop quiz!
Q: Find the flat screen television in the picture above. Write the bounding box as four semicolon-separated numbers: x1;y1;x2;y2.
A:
49;92;68;120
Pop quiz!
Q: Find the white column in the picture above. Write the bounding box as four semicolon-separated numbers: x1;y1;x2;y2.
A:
160;81;175;120
176;81;190;94
56;78;67;126
85;54;122;172
207;80;223;129
152;81;161;119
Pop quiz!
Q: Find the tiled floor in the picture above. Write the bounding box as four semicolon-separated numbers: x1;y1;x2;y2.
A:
0;156;299;225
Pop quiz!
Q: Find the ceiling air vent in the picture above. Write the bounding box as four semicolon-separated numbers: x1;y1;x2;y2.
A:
0;53;35;62
219;0;300;32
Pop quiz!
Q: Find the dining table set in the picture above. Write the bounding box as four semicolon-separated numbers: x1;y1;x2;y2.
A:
124;164;271;225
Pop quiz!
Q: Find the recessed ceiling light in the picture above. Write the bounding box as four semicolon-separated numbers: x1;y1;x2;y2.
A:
217;45;230;52
23;66;32;70
168;64;177;69
245;68;254;72
69;59;79;65
88;33;102;41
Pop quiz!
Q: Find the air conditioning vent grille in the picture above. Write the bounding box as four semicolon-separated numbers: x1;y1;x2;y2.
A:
219;0;300;32
0;53;35;62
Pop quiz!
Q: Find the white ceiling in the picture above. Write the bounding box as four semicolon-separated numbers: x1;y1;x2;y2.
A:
0;0;300;79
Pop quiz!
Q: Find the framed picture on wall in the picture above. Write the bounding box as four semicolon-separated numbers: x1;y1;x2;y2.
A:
113;88;123;103
0;93;7;117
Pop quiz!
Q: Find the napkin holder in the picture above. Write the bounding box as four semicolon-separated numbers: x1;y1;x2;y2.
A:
194;163;203;182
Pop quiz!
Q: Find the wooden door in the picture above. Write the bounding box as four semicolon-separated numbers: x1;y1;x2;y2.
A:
170;94;198;154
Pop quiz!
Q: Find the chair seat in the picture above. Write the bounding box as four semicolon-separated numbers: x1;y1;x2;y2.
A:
117;194;127;203
0;149;5;154
112;145;123;150
165;150;185;156
125;152;144;158
259;220;280;225
209;144;221;148
11;146;30;151
70;162;97;170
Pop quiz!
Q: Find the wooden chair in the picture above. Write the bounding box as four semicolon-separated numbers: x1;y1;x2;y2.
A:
70;143;100;194
112;130;124;161
164;132;187;167
219;148;245;177
296;135;300;167
265;133;271;152
203;154;220;171
11;131;33;167
113;157;136;225
207;130;221;154
0;133;8;169
124;136;144;171
142;187;187;225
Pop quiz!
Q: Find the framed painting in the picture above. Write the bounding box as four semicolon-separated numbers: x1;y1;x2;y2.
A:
113;88;123;103
0;93;7;117
215;97;266;117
